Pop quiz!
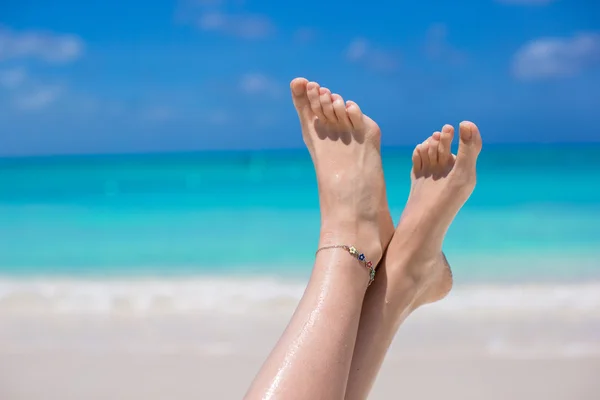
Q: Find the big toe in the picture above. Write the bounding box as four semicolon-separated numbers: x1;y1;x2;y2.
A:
290;77;313;123
455;121;482;171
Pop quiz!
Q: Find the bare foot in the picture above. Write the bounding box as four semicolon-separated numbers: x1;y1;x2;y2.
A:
393;122;482;306
290;77;394;266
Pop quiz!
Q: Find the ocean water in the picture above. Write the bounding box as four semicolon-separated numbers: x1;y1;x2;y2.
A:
1;145;599;315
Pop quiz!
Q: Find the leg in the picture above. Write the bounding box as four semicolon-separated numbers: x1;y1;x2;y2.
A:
346;123;483;399
244;78;393;399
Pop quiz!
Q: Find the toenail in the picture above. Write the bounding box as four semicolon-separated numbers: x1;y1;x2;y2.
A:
461;127;473;141
292;84;304;96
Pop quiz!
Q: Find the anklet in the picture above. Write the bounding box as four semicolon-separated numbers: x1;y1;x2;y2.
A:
315;245;376;286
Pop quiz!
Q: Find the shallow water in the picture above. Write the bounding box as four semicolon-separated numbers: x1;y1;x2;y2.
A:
0;145;599;313
1;145;599;277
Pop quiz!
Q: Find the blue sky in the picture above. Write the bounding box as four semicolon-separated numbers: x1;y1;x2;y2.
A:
0;0;599;156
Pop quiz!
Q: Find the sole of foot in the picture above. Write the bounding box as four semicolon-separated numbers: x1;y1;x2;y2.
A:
290;77;395;266
397;122;482;307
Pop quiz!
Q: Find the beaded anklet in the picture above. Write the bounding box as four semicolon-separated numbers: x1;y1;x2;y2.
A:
315;245;376;286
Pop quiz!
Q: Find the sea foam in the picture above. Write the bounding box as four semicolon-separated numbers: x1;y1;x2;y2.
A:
1;278;599;317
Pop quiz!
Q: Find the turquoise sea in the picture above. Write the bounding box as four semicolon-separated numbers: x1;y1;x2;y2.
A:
1;144;599;282
1;144;600;316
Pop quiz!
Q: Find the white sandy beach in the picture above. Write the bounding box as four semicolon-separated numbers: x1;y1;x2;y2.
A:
1;279;599;399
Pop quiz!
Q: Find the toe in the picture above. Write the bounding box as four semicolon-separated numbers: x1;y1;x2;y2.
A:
412;146;423;174
428;134;440;169
290;78;313;123
345;101;364;130
331;94;352;129
307;82;326;120
438;124;454;166
319;87;337;123
420;139;431;171
455;121;482;171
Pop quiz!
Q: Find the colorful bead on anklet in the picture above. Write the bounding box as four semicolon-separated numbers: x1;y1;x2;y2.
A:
315;245;376;286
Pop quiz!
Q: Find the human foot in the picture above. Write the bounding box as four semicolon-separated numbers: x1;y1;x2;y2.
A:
391;122;482;306
290;77;394;266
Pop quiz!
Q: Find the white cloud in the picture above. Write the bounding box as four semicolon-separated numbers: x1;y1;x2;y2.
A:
495;0;556;5
347;38;369;61
0;67;27;88
424;24;466;65
512;33;600;80
366;50;399;72
15;86;62;110
0;26;84;63
176;0;274;39
239;73;281;98
346;38;399;72
198;11;274;39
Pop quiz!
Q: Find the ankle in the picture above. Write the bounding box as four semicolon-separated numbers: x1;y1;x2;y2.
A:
318;224;383;265
383;273;421;312
383;241;439;287
383;249;452;310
